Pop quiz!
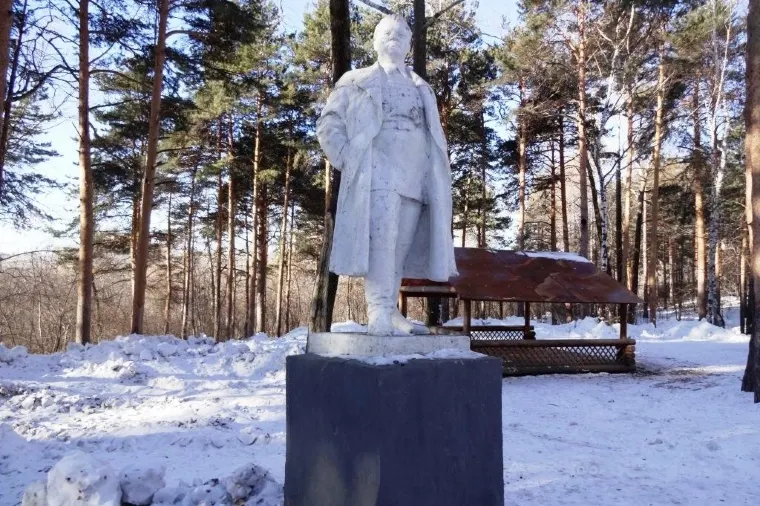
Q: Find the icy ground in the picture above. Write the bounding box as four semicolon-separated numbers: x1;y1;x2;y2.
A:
1;312;759;505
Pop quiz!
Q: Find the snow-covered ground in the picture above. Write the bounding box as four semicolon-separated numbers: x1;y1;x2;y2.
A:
1;312;759;505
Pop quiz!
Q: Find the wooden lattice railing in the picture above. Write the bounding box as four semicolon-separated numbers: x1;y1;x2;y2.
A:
439;325;535;340
471;338;636;376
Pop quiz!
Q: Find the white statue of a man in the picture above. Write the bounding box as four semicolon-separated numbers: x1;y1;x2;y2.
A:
316;14;458;336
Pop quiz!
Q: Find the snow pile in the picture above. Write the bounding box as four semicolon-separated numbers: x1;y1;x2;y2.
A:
2;317;759;505
43;451;122;506
0;343;28;364
120;464;166;505
20;451;281;506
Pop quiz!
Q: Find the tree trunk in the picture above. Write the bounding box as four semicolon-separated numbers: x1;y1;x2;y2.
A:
412;0;426;79
130;0;169;334
461;188;468;247
181;169;196;339
631;175;646;298
0;0;13;195
310;0;349;333
693;83;708;319
647;42;665;325
741;234;747;334
623;88;635;289
742;0;760;402
255;182;268;333
75;0;93;345
0;0;24;190
226;117;236;339
247;97;262;336
615;144;623;283
275;149;293;336
163;194;172;334
285;202;295;331
589;151;607;274
576;1;589;259
558;113;569;252
214;120;224;340
550;137;557;252
666;237;674;311
707;123;728;327
479;105;488;247
517;78;527;249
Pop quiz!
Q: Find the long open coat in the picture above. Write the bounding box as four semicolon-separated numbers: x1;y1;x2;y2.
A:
316;62;458;282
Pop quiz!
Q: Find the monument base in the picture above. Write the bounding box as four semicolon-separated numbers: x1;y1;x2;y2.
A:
284;353;504;506
307;331;471;356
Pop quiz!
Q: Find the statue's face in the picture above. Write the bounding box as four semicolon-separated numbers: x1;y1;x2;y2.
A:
373;18;411;64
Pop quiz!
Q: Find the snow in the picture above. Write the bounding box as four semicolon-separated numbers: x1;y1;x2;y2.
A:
2;315;760;505
356;348;484;365
522;251;592;262
46;451;121;506
120;464;166;505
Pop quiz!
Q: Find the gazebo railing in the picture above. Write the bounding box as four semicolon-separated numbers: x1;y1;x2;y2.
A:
471;338;636;376
439;325;535;340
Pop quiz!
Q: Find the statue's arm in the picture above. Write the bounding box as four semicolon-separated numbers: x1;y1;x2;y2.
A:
316;86;352;171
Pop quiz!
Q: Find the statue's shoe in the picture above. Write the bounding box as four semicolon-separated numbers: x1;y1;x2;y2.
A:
368;311;395;336
391;310;415;335
391;310;431;335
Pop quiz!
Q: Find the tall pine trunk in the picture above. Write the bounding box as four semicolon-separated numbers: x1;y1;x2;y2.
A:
576;1;590;259
517;78;527;249
558;114;569;252
0;0;13;195
623;88;635;288
550;137;557;252
163;195;172;334
255;183;268;333
247;97;262;336
310;0;349;332
75;0;93;345
479;105;488;247
0;0;24;189
693;83;708;319
590;151;608;274
275;149;293;336
181;169;196;338
647;41;666;325
285;202;295;331
130;0;169;334
741;234;747;334
615;145;622;283
226;117;236;339
631;175;647;298
214;123;224;340
742;0;760;402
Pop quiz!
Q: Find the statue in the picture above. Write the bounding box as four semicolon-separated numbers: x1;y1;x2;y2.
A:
316;14;458;336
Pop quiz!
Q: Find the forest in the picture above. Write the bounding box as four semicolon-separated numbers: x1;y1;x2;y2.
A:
0;0;755;367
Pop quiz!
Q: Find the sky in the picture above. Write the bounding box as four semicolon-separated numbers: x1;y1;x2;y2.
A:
0;0;519;254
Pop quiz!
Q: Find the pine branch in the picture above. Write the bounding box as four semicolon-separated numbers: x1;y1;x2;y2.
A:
355;0;392;15
424;0;467;29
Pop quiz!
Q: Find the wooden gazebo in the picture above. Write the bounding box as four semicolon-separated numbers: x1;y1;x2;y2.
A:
400;248;643;376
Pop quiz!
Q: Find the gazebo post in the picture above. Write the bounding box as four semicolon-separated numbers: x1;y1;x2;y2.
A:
620;303;628;339
463;299;472;336
399;291;408;317
524;302;532;339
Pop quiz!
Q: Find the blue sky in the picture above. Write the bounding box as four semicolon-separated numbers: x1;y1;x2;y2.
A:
0;0;519;254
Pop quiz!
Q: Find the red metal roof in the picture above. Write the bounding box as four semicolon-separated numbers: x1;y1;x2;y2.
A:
401;248;643;304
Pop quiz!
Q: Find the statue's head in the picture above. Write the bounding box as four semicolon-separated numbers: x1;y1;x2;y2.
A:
373;14;412;65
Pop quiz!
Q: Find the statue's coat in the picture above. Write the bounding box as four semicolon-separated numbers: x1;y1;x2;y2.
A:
316;62;458;281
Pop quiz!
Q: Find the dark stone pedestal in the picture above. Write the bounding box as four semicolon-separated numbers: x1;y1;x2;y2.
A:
284;354;504;506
